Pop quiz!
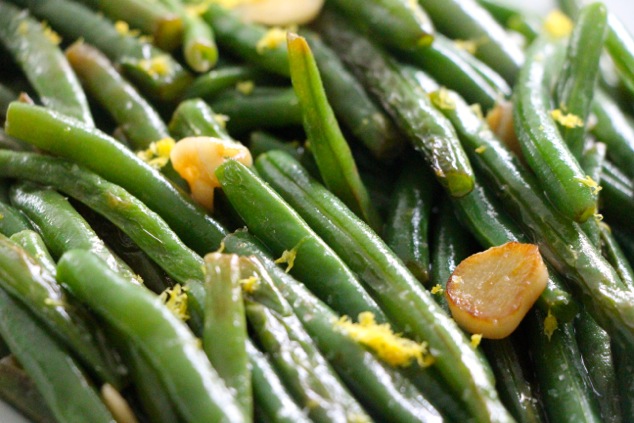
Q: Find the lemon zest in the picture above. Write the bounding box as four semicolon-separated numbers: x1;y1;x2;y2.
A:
575;175;602;194
594;213;604;222
550;109;584;128
335;312;434;367
274;248;298;273
114;20;140;38
454;39;479;55
470;333;482;348
214;114;229;129
430;284;444;295
475;146;487;154
159;284;189;321
240;275;259;294
543;10;573;38
256;25;297;54
138;55;172;78
137;137;175;169
544;309;558;341
236;80;255;95
42;22;61;45
429;88;456;111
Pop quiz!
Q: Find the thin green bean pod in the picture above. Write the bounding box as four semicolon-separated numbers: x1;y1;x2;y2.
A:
553;2;608;159
9;229;56;277
57;249;245;423
514;34;598;223
5;102;227;255
169;98;232;140
315;11;475;197
0;1;93;125
287;33;381;231
0;285;115;423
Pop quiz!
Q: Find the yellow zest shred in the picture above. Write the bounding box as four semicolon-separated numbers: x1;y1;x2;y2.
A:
429;88;456;111
17;21;29;36
236;80;255;95
159;284;189;321
256;25;297;54
470;334;482;348
470;103;484;120
550;109;584;128
475;146;487;154
215;241;226;254
41;22;61;45
137;137;175;169
454;39;479;55
430;284;444;295
240;275;259;294
114;20;140;38
138;55;172;78
214;114;229;129
543;309;558;340
575;175;602;194
543;10;573;38
335;312;434;367
594;213;604;222
274;247;298;273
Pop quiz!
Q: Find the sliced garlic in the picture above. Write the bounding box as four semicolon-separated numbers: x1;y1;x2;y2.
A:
170;136;252;211
232;0;324;26
445;242;548;339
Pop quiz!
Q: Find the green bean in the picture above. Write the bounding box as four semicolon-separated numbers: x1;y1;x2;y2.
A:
476;0;540;43
203;253;251;421
434;88;634;350
591;90;634;178
118;342;180;423
216;159;385;320
383;157;435;284
5;102;227;255
224;232;446;423
300;30;405;161
202;4;290;77
327;0;433;49
429;196;476;313
0;82;17;120
183;66;268;100
246;340;311;423
169;98;232;140
481;339;544;423
600;223;634;290
244;298;371;423
157;0;218;72
553;3;608;159
605;14;634;98
0;198;32;237
10;182;140;284
253;151;511;422
77;0;183;51
0;356;56;423
0;127;32;152
416;0;524;84
574;309;621;423
248;131;321;180
0;1;93;125
15;0;192;102
0;285;116;423
577;142;606;247
613;341;634;419
287;33;381;231
601;164;634;230
57;249;245;423
65;41;170;151
209;87;302;134
399;33;509;110
9;229;56;277
316;11;475;197
527;310;603;423
75;204;174;294
514;34;598;223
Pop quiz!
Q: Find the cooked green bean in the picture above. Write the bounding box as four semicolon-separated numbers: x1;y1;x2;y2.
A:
0;198;32;237
5;102;227;255
0;1;93;125
9;229;56;277
169;98;232;140
57;249;245;423
184;66;267;100
287;33;381;231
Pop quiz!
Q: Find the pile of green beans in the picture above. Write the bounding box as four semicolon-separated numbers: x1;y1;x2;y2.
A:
1;0;634;422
